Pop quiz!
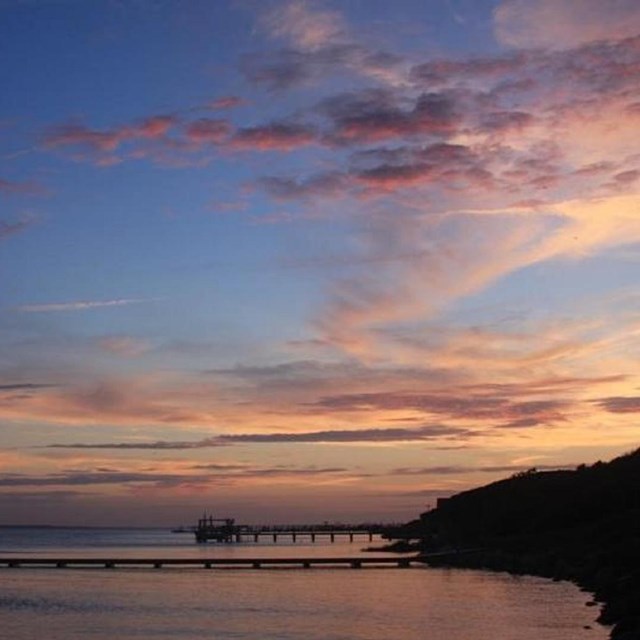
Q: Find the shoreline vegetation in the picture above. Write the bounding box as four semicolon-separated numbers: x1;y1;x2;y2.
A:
382;448;640;640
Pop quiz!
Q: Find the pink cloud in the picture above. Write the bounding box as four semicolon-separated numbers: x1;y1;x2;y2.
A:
242;43;403;91
573;162;616;177
0;378;210;427
229;122;317;151
594;396;640;413
323;90;460;144
43;114;179;159
251;1;405;89
184;118;232;145
258;172;348;200
411;54;526;85
479;110;534;133
351;143;497;193
0;177;44;197
494;0;640;49
311;208;566;356
258;142;499;198
0;217;35;240
354;163;436;189
207;96;247;110
133;115;176;138
314;390;569;426
44;123;123;152
261;0;346;50
613;170;639;185
96;336;150;357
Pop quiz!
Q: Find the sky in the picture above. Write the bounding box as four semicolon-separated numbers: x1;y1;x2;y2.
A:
1;0;639;527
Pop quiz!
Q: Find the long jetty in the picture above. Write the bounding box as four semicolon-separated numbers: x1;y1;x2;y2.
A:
0;556;421;569
189;516;392;543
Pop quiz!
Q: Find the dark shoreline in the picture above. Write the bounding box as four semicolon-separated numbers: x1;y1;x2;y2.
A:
383;448;640;640
417;549;613;634
369;542;636;639
365;543;613;634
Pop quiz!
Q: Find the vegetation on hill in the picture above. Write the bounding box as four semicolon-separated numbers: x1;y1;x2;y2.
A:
394;448;640;639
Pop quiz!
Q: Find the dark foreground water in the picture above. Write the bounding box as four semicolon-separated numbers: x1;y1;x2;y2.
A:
0;527;607;640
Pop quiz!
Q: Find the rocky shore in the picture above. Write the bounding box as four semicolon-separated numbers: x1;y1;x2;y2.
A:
421;542;639;640
387;448;640;639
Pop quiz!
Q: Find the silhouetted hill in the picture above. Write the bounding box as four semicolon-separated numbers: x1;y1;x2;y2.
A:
399;448;640;639
422;448;640;541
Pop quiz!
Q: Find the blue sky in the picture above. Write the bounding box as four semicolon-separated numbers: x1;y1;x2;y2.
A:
1;0;639;526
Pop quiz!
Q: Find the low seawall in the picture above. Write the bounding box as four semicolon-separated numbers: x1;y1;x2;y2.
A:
0;556;420;570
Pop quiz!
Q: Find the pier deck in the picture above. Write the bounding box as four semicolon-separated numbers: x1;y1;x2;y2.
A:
189;517;392;543
0;556;421;570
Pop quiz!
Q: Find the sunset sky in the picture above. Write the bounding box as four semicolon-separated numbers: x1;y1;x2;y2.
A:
1;0;639;526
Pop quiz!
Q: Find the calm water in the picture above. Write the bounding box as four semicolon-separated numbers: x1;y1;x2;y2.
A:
0;527;608;640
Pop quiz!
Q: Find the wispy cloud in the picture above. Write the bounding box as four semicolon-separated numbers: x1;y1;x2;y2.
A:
0;217;36;240
244;0;404;90
0;177;44;197
44;115;178;149
0;383;57;391
593;396;640;413
48;424;475;449
16;298;159;313
0;465;357;489
43;115;181;165
260;0;346;51
0;471;188;487
391;463;574;476
48;438;227;450
313;391;570;427
96;336;150;357
320;89;461;145
229;122;318;151
206;96;247;110
222;425;473;443
184;118;232;145
494;0;640;49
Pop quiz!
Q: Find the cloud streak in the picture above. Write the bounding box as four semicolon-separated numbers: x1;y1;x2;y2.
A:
221;424;472;443
0;383;57;391
44;115;178;153
391;463;574;476
16;298;158;313
494;0;640;49
48;424;474;449
313;390;570;428
48;438;227;450
1;217;35;240
229;122;318;151
0;465;357;489
593;396;640;414
0;177;43;197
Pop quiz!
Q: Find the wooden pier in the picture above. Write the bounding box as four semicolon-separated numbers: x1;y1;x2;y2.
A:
0;556;422;570
190;516;391;544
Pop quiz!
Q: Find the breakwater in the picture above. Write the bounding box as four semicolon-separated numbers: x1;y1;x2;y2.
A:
0;556;419;569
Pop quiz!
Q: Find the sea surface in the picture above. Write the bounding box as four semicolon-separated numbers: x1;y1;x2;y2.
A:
0;527;608;640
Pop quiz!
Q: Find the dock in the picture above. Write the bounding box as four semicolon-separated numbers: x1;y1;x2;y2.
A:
189;516;392;543
0;556;422;570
